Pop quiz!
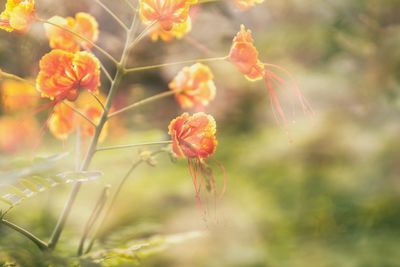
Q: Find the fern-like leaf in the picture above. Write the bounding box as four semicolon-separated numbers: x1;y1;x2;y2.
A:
0;171;102;208
82;231;204;266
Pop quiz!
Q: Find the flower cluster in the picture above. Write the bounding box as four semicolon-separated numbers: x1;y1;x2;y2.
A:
168;112;217;159
48;92;107;140
169;63;216;109
139;0;197;42
0;0;35;32
36;50;100;102
1;79;38;112
0;0;310;233
45;12;99;52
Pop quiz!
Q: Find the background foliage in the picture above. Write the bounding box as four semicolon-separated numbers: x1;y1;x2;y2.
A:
1;0;400;266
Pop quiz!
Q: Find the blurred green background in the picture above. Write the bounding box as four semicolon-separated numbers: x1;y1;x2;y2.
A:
1;0;400;266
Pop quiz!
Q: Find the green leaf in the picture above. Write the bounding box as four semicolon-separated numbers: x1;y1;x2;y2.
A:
0;170;102;208
83;231;204;266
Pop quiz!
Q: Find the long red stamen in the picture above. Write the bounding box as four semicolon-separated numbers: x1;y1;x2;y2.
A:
214;160;227;199
263;71;289;130
264;63;313;115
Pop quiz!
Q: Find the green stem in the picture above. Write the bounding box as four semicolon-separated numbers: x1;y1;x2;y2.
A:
48;15;138;251
63;101;96;127
108;90;175;119
37;18;119;65
0;70;34;86
123;0;136;11
1;219;48;251
128;22;156;51
84;150;163;254
124;56;228;73
90;92;106;112
77;186;110;256
93;0;129;31
96;140;172;152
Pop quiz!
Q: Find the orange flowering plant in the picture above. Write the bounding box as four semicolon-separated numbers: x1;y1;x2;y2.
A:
0;0;311;264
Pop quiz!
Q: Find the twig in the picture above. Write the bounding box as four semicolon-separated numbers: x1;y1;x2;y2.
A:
96;141;172;152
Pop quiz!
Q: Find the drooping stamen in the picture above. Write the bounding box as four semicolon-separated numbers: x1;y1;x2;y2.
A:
264;63;313;116
214;159;227;199
187;158;207;217
263;71;289;131
187;158;199;195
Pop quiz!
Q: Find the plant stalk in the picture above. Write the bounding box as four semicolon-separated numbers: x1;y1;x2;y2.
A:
1;219;48;251
48;16;138;251
96;140;172;152
84;150;163;254
108;90;175;118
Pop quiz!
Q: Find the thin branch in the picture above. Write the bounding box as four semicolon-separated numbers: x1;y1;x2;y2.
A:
124;56;228;73
128;21;156;51
63;101;97;127
48;14;139;251
108;90;175;119
85;150;164;254
85;48;114;83
96;141;172;152
77;185;110;256
0;70;35;86
123;0;136;11
37;18;119;65
90;92;106;112
1;219;48;251
93;0;129;31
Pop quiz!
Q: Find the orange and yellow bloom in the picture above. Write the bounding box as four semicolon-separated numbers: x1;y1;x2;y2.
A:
47;92;108;141
76;92;107;141
168;112;217;159
45;12;99;52
0;0;35;32
139;0;197;32
229;24;264;81
149;16;192;42
36;50;100;102
48;102;76;140
169;63;216;109
235;0;264;10
229;25;312;129
1;79;39;112
0;116;39;153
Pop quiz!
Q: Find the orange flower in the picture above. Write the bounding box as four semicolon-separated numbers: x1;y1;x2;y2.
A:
139;0;197;31
235;0;264;10
0;0;35;32
36;50;100;102
169;63;216;109
0;116;39;153
76;92;107;142
229;24;264;81
1;79;39;112
229;25;313;131
45;12;99;52
168;112;217;159
48;102;76;140
150;16;191;42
